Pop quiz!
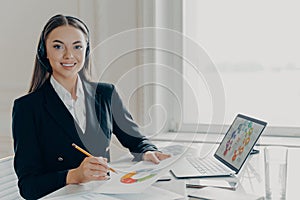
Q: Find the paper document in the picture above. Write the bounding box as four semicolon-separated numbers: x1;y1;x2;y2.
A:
94;155;180;194
154;179;187;200
108;185;183;200
44;192;122;200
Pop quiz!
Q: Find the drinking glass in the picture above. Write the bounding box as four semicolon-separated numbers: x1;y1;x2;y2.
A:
264;146;288;200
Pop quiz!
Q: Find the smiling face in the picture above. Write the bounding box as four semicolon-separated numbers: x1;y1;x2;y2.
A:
45;25;87;83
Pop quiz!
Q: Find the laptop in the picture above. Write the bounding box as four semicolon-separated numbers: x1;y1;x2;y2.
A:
170;114;267;178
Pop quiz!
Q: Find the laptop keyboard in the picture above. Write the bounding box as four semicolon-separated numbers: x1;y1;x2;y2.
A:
186;157;231;175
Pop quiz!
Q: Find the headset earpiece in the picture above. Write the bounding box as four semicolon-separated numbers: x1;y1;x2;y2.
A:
37;34;52;73
85;42;90;58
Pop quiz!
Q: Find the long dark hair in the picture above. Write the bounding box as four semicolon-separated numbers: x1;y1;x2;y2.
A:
28;14;91;93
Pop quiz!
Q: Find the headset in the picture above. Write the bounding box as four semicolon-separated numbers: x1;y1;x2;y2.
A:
37;15;90;73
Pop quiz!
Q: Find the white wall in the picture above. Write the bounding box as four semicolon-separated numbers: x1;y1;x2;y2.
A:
90;0;141;122
154;0;183;132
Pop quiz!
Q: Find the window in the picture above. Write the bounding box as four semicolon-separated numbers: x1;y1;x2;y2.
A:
182;0;300;136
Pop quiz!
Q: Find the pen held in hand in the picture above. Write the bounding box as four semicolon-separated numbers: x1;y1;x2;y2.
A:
72;143;118;174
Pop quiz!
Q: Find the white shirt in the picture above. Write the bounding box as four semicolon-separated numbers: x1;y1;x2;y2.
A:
50;75;86;133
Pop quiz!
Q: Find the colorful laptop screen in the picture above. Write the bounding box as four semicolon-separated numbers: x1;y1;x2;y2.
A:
215;114;267;171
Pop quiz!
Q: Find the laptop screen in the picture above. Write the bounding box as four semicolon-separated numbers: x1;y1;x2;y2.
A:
214;114;267;173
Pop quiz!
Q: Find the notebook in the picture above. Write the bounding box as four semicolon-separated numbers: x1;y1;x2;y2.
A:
170;114;267;178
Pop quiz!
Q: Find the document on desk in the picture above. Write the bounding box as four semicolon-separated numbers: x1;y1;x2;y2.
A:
94;155;180;194
45;186;183;200
44;192;122;200
108;186;183;200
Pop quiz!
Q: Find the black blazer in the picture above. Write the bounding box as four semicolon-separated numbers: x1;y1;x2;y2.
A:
12;79;157;199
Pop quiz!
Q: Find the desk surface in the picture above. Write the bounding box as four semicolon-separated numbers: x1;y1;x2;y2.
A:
44;142;300;200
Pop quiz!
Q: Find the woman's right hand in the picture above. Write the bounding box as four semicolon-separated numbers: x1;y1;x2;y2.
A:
66;157;109;184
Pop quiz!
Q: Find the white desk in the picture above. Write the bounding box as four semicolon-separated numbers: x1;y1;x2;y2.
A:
0;156;23;200
42;142;300;199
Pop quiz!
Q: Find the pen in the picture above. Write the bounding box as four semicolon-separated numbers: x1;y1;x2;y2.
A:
72;143;117;174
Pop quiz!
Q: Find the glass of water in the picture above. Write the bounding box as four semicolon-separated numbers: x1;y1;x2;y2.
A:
264;146;288;200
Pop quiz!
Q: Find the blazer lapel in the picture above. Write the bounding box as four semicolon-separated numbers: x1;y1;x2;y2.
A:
82;80;100;121
43;80;82;143
82;80;110;136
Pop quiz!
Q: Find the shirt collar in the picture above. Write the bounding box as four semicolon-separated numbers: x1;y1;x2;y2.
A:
50;75;84;107
76;76;84;99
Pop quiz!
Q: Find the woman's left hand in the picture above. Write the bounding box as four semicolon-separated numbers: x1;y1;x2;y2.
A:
143;151;171;164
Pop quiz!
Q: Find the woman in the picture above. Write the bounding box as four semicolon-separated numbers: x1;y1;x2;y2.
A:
12;14;170;199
